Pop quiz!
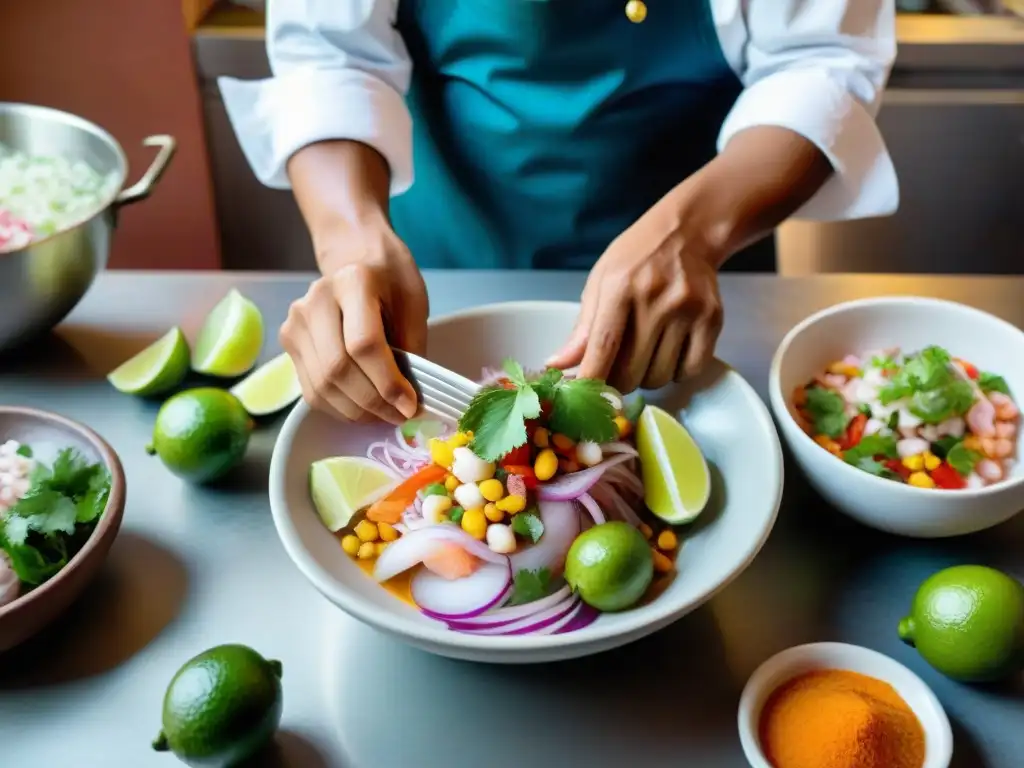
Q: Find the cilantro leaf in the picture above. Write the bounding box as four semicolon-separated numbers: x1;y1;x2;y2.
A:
946;442;982;476
804;387;850;438
508;567;551;605
908;380;975;425
15;444;33;458
930;435;960;459
623;393;646;423
548;378;617;444
880;347;954;404
400;419;444;441
858;403;873;416
511;511;544;543
854;457;901;480
979;372;1010;396
843;434;898;466
887;411;900;431
871;355;899;373
459;384;541;462
530;368;564;402
502;359;529;388
0;536;67;586
3;491;77;544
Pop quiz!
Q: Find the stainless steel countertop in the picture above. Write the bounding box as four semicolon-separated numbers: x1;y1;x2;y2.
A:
1;271;1022;768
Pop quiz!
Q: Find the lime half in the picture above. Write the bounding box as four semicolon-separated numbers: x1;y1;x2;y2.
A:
636;405;710;524
310;456;400;532
231;353;302;416
192;289;264;377
107;327;190;396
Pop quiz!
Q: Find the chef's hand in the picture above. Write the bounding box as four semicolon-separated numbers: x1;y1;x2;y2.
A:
545;196;724;394
280;226;428;425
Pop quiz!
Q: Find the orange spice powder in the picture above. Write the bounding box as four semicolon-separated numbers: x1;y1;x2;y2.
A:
759;669;926;768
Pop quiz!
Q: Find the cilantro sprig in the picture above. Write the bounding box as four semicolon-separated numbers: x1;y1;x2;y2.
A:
804;386;850;439
508;567;552;605
458;360;617;461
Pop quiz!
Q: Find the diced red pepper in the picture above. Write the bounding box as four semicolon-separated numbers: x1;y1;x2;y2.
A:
839;414;867;450
501;444;532;467
955;359;979;380
885;458;912;481
496;378;516;390
502;465;538;490
931;462;967;490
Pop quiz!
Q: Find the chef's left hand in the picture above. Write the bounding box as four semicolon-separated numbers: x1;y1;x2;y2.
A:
546;196;725;394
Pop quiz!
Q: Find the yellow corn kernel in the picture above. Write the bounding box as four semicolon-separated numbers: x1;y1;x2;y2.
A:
901;454;925;472
378;522;399;542
923;452;941;471
827;361;860;378
341;535;361;556
614;416;632;438
652;549;674;574
444;474;461;493
496;494;527;514
656;530;678;552
639;523;653;540
429;438;454;468
908;471;936;489
354;519;379;543
461;507;487;540
534;448;558;482
357;541;376;560
963;435;983;452
375;541;390;557
813;434;841;455
448;432;472;449
551;433;576;452
533;427;550;448
479;478;505;502
484;502;504;523
559;458;580;474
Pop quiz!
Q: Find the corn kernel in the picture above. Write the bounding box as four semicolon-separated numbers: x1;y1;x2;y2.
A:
357;541;376;560
827;361;860;378
639;523;653;540
496;494;527;514
533;427;550;448
444;474;461;493
923;452;941;471
813;434;841;455
652;549;674;574
559;458;581;474
429;438;454;468
341;535;361;556
901;454;925;472
614;416;632;438
963;435;983;452
484;502;504;523
908;471;936;489
375;541;390;557
461;507;487;540
354;519;379;543
378;522;398;542
552;433;576;452
656;530;678;551
534;448;558;482
479;478;505;502
448;432;472;448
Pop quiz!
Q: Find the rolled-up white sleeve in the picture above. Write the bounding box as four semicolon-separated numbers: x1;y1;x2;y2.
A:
716;0;899;220
217;0;413;194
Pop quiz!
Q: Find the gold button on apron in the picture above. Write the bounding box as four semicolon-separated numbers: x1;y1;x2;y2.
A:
625;0;647;23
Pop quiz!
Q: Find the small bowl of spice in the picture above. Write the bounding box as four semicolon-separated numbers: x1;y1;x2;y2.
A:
738;642;952;768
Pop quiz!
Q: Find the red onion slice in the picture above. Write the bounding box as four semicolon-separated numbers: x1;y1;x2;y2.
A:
555;602;600;634
590;482;643;528
600;441;639;457
374;524;509;582
442;584;573;630
603;464;644;497
536;453;635;501
533;600;585;635
510;499;580;576
576;493;606;525
413;562;513;620
457;593;579;636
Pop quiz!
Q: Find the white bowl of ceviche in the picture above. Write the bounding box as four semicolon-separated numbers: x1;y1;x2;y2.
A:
770;296;1024;538
269;301;783;664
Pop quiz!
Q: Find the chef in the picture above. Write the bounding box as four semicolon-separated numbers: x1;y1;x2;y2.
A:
220;0;898;424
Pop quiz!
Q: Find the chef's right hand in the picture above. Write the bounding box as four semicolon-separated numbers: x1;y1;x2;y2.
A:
280;226;428;425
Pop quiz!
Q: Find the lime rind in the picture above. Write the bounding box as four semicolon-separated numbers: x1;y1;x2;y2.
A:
192;289;264;377
107;326;190;396
310;457;400;532
637;405;710;524
230;353;302;416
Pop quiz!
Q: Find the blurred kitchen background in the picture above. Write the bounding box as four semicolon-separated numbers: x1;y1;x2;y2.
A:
2;0;1022;274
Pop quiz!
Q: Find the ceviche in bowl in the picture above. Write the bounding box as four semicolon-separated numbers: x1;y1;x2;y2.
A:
770;296;1024;538
269;301;783;664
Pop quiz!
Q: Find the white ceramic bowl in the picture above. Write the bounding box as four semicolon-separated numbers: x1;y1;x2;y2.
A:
738;642;953;768
769;296;1024;538
269;301;783;663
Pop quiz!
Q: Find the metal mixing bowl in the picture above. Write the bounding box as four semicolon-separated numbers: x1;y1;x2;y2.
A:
0;103;175;355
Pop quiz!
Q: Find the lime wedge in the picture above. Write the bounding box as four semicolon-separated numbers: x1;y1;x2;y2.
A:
636;405;710;524
310;457;400;532
107;327;190;396
192;289;264;377
230;353;302;416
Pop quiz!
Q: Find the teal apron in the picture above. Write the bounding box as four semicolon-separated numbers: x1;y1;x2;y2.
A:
391;0;774;271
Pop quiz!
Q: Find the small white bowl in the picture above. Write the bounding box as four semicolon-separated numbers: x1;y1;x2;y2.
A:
769;296;1024;537
738;642;953;768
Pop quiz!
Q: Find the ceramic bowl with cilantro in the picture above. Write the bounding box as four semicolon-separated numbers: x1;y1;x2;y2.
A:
771;296;1024;538
0;407;125;652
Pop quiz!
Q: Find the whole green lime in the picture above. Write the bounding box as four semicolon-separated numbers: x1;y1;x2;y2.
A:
148;388;252;484
153;644;283;768
898;565;1024;682
565;521;654;612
